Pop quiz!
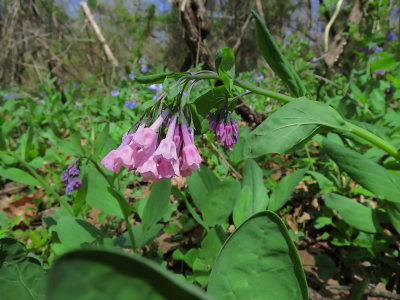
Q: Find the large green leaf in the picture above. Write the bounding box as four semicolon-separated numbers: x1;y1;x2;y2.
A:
201;178;241;227
193;86;227;117
215;47;235;94
207;211;308;300
324;193;379;233
86;165;123;218
252;10;306;97
0;167;40;186
187;165;218;210
322;139;400;203
141;179;171;232
244;99;348;158
268;168;308;211
386;202;400;234
47;249;210;300
233;160;269;226
54;216;112;254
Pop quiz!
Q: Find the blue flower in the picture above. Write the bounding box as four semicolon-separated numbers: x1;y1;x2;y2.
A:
374;69;385;76
148;84;162;93
129;72;135;80
73;82;78;87
4;93;9;100
373;47;383;53
141;64;150;73
139;57;146;64
40;92;46;98
124;100;136;109
58;78;64;84
13;93;18;99
110;89;120;97
387;31;397;41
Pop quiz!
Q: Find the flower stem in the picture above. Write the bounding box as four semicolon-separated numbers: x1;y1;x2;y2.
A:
344;121;400;162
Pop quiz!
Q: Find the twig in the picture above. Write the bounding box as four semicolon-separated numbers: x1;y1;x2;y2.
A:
203;135;242;179
80;1;119;69
324;0;344;52
233;13;252;54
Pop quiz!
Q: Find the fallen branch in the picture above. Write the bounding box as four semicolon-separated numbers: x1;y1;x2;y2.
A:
80;1;119;69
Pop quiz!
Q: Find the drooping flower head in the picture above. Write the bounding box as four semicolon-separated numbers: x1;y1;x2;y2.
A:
61;160;81;195
110;89;120;97
206;107;239;151
124;100;136;109
387;31;397;41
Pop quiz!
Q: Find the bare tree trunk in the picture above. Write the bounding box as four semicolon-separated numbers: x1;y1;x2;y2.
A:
178;0;214;71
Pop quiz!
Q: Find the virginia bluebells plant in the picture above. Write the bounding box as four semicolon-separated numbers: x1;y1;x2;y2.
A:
206;107;238;151
61;161;82;195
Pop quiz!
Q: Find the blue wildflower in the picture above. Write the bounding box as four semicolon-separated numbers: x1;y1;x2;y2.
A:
139;57;146;64
373;47;383;53
129;72;135;80
387;31;397;41
40;92;46;98
110;89;120;97
148;84;163;93
58;78;64;84
374;69;385;76
73;82;78;87
4;93;9;100
310;57;318;62
141;64;150;73
13;93;18;99
61;162;81;195
124;100;136;109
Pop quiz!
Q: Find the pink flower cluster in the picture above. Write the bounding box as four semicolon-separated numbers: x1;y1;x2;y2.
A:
101;109;202;181
206;114;239;151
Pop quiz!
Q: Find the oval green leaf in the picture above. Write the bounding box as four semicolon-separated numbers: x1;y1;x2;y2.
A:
208;211;308;300
47;248;210;300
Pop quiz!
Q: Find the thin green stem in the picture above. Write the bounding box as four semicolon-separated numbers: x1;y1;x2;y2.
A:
88;158;137;251
11;154;74;216
345;121;400;162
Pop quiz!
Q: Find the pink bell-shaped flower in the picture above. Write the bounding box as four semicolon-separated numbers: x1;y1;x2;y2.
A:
180;121;202;173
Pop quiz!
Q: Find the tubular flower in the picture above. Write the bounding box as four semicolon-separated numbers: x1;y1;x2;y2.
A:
61;161;81;195
206;109;239;151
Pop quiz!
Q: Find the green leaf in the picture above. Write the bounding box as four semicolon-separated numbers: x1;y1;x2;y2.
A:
370;55;396;72
201;178;241;227
350;279;369;300
315;254;336;281
384;202;400;234
141;179;171;232
135;72;189;84
187;165;218;210
72;167;88;215
244;99;348;158
322;139;400;203
233;159;269;226
325;193;379;233
86;165;123;218
215;47;235;94
233;186;253;227
0;259;46;300
47;248;210;300
252;10;306;97
55;216;111;253
193;86;227;117
0;238;27;266
94;123;110;157
268;168;308;211
20;125;34;161
163;76;183;98
0;167;40;186
208;211;308;300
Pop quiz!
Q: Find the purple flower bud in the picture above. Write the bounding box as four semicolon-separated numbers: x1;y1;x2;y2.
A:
61;170;69;183
232;122;239;143
68;165;80;176
216;121;226;143
66;178;82;195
